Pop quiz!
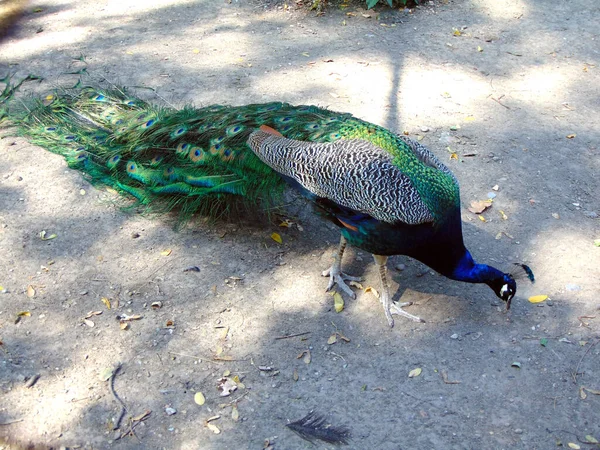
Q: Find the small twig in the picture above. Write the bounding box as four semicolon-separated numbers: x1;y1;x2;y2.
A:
275;331;311;340
70;396;93;403
168;351;210;360
117;411;151;441
167;351;243;362
219;391;249;408
572;339;598;383
490;96;510;109
441;370;461;384
0;418;24;425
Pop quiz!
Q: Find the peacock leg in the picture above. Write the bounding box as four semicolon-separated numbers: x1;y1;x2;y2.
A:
322;235;362;298
373;254;424;327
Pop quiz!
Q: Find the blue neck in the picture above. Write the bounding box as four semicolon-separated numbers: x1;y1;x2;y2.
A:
450;250;504;285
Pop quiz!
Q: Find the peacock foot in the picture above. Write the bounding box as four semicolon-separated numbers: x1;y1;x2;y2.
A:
322;266;362;298
388;301;425;326
380;292;425;327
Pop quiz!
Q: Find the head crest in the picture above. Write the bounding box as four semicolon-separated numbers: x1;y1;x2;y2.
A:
510;263;535;283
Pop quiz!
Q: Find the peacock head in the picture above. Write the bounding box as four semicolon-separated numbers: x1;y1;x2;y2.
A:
490;264;535;310
491;274;517;309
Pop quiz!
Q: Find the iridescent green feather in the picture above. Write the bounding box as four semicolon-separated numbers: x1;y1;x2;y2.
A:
1;80;458;224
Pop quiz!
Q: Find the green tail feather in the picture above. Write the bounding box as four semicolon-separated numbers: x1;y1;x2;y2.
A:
1;78;459;223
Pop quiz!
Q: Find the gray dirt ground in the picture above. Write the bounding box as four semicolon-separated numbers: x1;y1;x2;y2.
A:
1;0;599;448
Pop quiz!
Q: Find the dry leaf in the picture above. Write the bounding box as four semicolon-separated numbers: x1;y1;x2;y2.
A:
194;392;206;406
39;230;57;240
478;215;486;222
160;249;172;256
297;350;311;364
586;435;599;444
528;295;548;303
580;386;600;399
333;291;344;313
232;405;239;422
293;369;299;381
85;311;102;319
218;378;238;397
132;410;151;422
17;311;31;317
101;297;111;309
408;367;422;378
349;280;363;289
566;134;576;139
338;333;350;342
499;210;508;220
468;200;492;214
206;423;220;434
567;443;580;449
327;334;338;345
26;285;35;298
365;286;379;298
83;319;95;327
120;322;129;330
303;350;311;364
99;367;114;381
270;232;282;244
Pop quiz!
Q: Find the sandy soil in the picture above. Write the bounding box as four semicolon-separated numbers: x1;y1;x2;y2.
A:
0;0;599;448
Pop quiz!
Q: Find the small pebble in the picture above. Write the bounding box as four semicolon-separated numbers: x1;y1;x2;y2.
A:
514;428;523;434
450;333;459;339
420;126;430;132
395;263;406;271
487;192;496;199
165;407;177;416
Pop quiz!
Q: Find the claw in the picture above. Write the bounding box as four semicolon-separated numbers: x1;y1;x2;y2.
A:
373;254;425;327
322;267;361;298
389;301;425;324
322;235;360;299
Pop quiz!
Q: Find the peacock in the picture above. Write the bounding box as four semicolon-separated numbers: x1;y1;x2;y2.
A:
0;78;534;327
